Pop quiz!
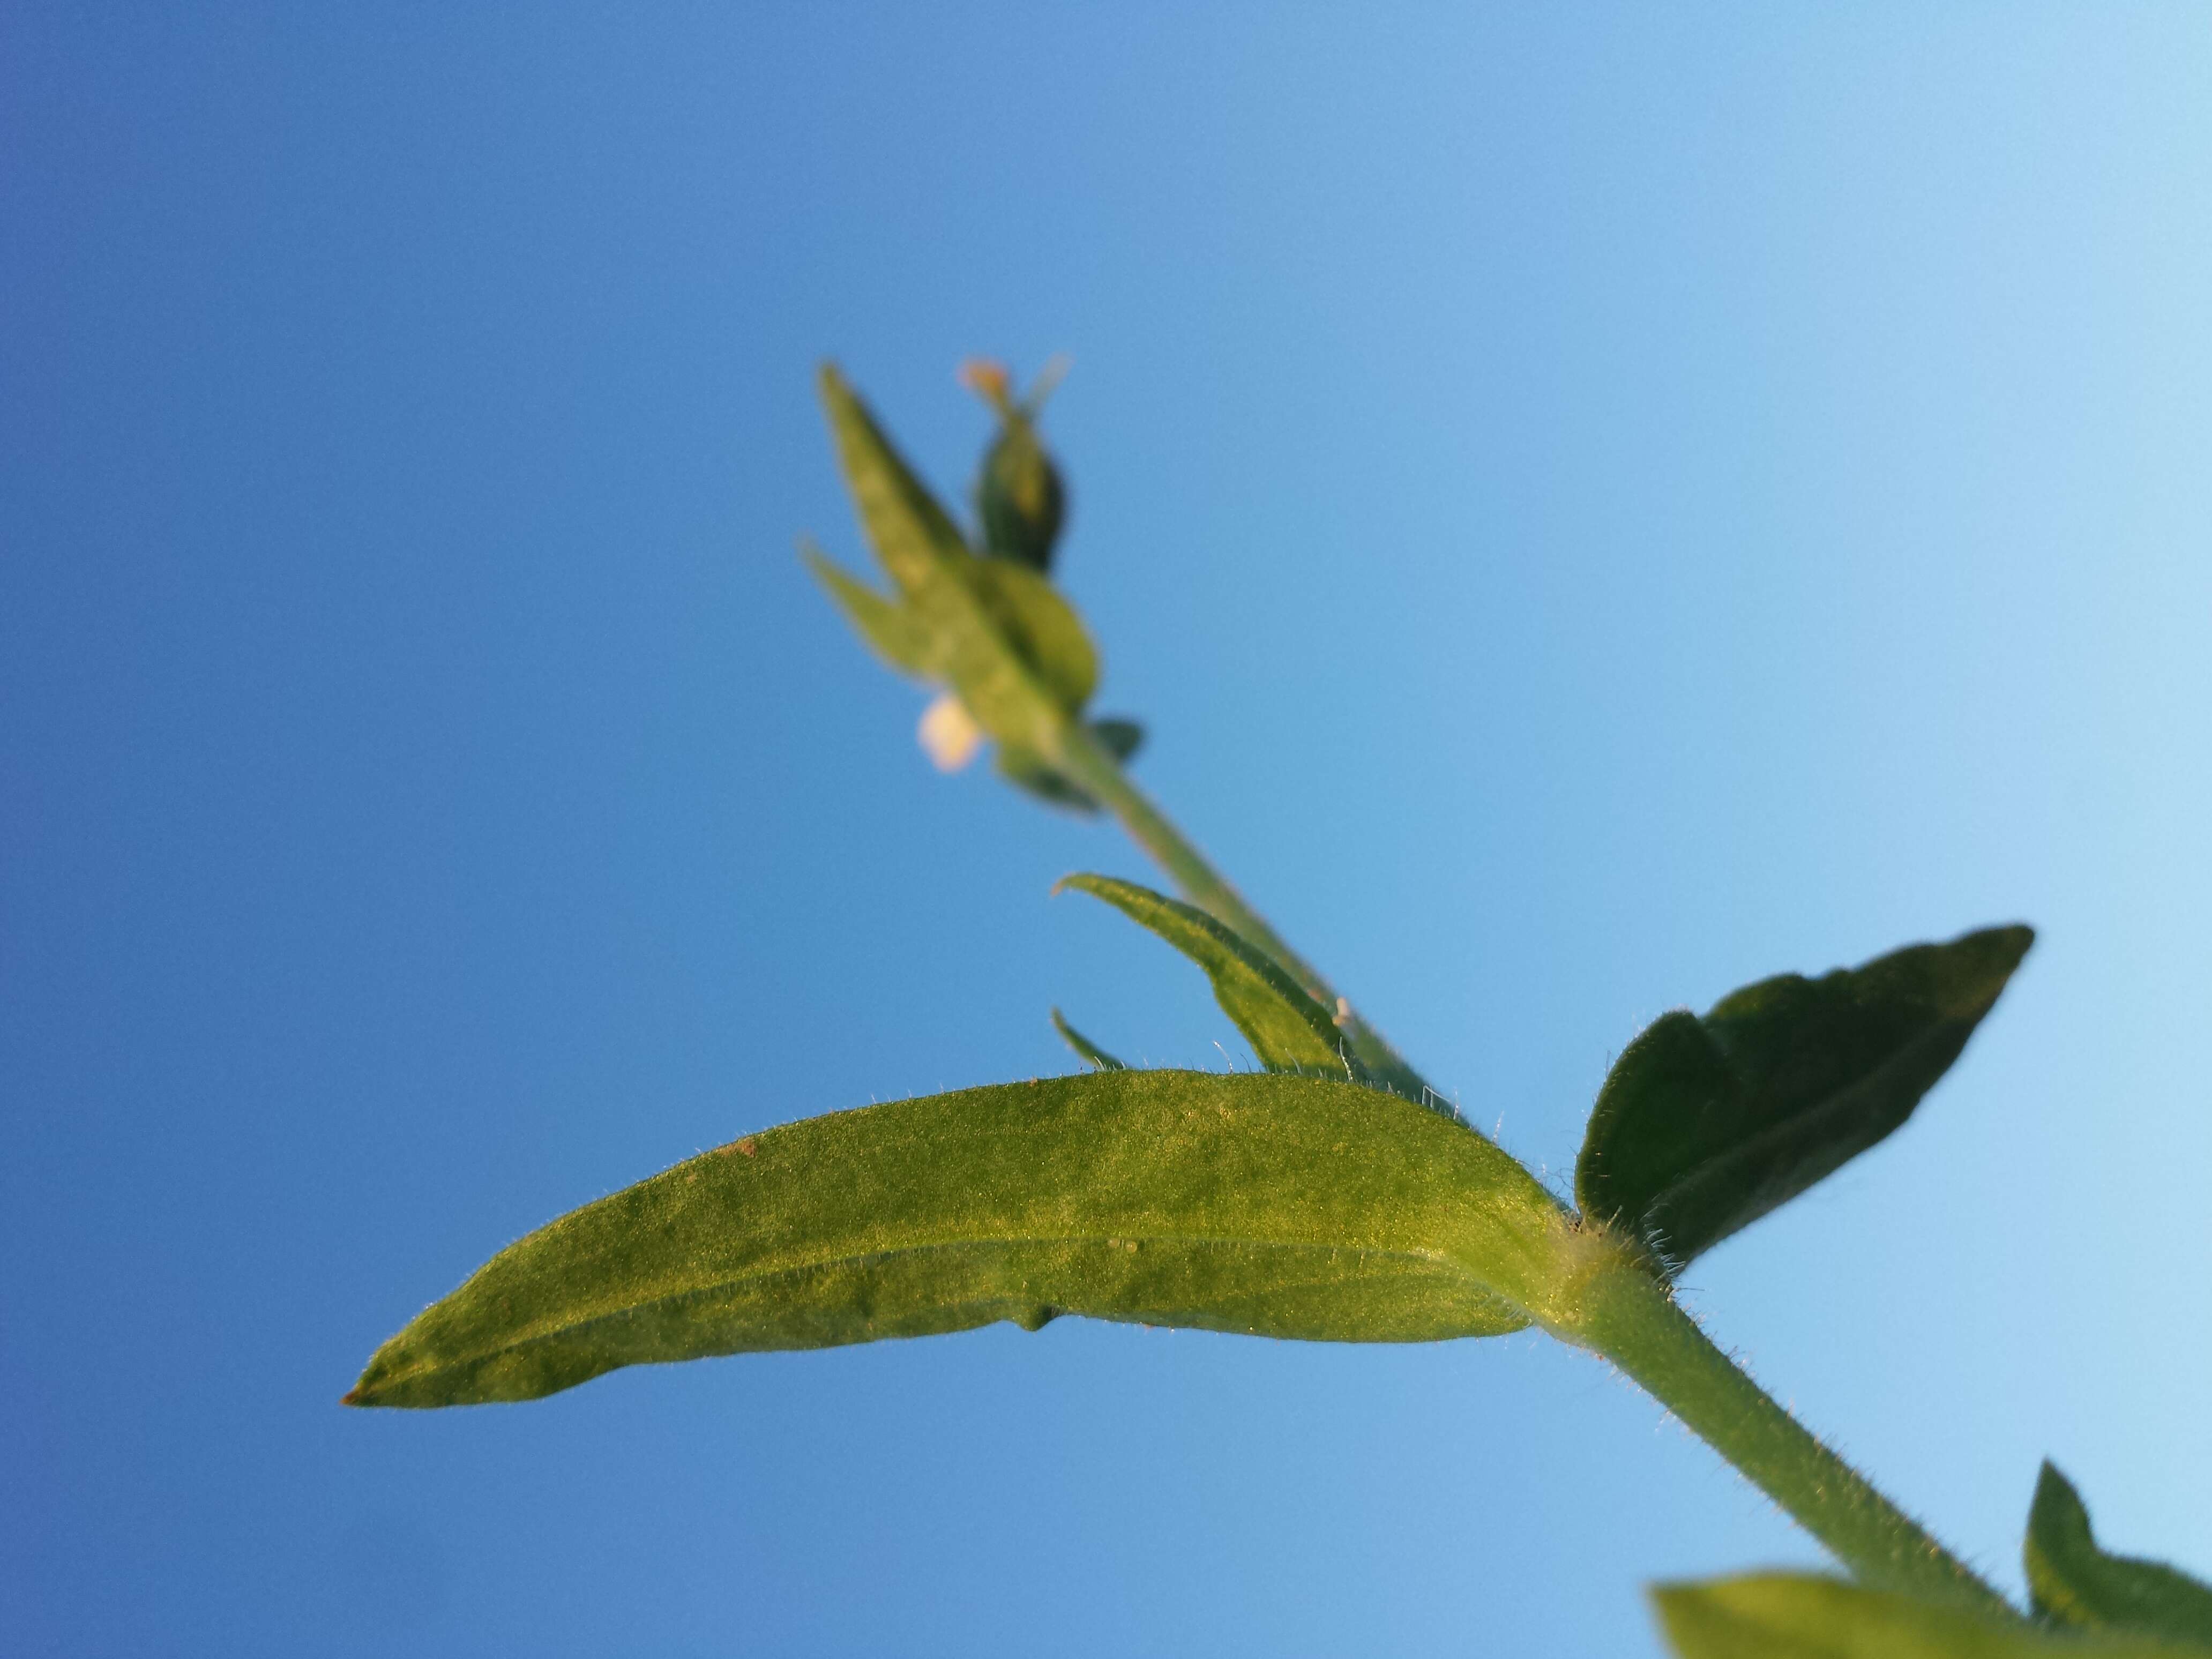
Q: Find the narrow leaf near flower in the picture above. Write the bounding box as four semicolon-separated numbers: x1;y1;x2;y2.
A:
1056;872;1357;1082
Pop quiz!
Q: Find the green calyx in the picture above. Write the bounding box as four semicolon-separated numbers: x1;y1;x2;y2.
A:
964;356;1067;573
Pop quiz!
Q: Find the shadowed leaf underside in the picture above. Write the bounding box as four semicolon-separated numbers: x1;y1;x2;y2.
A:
1578;925;2032;1272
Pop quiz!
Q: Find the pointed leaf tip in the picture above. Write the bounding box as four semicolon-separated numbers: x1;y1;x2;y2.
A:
1051;1007;1127;1071
2027;1461;2212;1645
1057;873;1351;1079
1577;923;2035;1273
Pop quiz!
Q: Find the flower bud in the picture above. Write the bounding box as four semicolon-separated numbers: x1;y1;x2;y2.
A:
962;358;1067;574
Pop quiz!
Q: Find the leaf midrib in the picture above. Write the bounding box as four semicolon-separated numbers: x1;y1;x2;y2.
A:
391;1232;1483;1384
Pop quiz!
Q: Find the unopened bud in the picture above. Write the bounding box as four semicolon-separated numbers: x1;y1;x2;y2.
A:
965;360;1067;574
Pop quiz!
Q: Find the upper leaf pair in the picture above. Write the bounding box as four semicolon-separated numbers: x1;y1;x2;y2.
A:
805;365;1141;810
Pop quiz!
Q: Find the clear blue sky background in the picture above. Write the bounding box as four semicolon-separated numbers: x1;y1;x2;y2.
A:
5;7;2209;1655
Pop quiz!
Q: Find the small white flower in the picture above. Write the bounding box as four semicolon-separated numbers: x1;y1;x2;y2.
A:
917;693;984;772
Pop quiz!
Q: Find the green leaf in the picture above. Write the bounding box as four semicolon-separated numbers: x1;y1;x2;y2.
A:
1050;1006;1126;1071
1655;1573;2200;1659
2026;1463;2212;1645
346;1069;1565;1408
1056;873;1354;1079
816;365;1064;750
1576;924;2033;1272
967;557;1097;713
799;540;932;677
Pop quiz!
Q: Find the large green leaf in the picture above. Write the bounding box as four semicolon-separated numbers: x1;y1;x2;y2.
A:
346;1070;1564;1408
2027;1463;2212;1646
1576;925;2033;1272
1655;1574;2200;1659
1056;873;1354;1079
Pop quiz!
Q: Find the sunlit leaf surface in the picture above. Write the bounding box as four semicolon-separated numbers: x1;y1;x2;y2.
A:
349;1070;1561;1408
1655;1573;2201;1658
1057;873;1354;1079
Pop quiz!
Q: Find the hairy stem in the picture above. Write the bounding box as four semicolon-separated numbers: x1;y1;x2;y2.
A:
1051;719;1433;1103
1557;1250;2014;1617
1050;720;2012;1615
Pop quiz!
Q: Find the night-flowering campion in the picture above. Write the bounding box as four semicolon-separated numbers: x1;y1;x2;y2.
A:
352;362;2211;1658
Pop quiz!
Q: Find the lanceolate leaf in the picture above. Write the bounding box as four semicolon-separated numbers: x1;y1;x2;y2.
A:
347;1070;1563;1408
1057;873;1353;1079
1654;1573;2196;1659
1050;1007;1126;1071
1576;925;2033;1272
2026;1463;2212;1646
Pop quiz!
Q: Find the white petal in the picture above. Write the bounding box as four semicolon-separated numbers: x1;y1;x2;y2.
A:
917;694;984;772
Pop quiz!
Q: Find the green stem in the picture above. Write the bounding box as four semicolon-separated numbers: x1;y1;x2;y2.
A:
1051;722;2013;1617
1051;719;1434;1104
1556;1250;2014;1617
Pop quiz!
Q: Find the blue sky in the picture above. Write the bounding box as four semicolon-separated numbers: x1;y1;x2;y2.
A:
5;7;2210;1655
